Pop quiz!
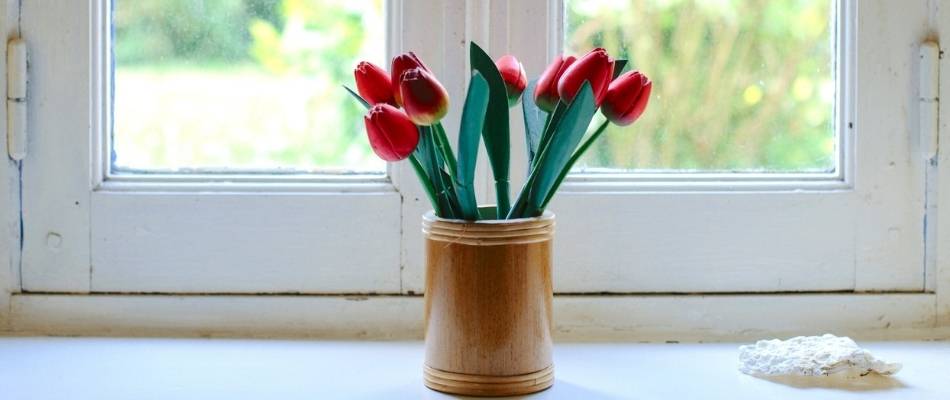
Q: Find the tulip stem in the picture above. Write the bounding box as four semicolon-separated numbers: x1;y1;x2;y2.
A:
532;101;567;173
421;126;461;218
495;180;510;218
433;123;458;179
540;120;610;209
408;154;442;217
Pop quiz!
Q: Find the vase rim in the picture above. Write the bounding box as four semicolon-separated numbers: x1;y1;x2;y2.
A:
422;209;555;225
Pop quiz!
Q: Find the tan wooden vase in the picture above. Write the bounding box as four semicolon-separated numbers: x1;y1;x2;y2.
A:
422;209;555;397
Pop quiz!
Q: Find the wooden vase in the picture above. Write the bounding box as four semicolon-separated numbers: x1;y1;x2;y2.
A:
422;210;555;397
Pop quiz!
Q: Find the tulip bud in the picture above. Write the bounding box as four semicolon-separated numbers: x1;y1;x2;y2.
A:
557;48;614;106
391;52;430;106
354;61;395;106
601;71;652;126
496;55;527;107
534;55;576;112
398;68;450;126
364;104;420;161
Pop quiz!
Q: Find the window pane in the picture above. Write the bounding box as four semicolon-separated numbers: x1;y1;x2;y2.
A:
565;0;835;172
112;0;386;173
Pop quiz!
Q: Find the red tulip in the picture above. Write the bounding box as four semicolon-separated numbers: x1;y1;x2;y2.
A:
364;104;420;161
354;61;395;106
601;71;652;126
557;48;614;106
534;55;576;112
391;52;430;106
496;55;527;106
398;68;450;126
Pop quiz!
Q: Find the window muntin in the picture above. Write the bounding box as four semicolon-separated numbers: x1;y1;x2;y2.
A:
564;0;836;173
111;0;387;174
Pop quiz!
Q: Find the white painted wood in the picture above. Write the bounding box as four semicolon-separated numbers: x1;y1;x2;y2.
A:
394;0;453;294
6;293;943;342
852;0;929;291
0;0;20;331
509;0;927;292
10;295;421;339
550;192;855;292
5;38;26;161
13;0;942;299
89;191;400;293
19;0;411;294
2;339;950;400
937;0;950;326
921;41;940;292
18;0;92;292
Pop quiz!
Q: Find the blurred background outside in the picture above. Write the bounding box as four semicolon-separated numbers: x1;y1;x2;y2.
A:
113;0;835;174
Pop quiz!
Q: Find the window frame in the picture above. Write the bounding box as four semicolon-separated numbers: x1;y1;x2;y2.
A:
3;0;950;340
450;0;926;295
10;0;938;298
17;0;420;294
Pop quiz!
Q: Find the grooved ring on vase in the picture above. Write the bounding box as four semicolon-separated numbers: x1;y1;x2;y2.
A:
423;365;555;396
422;211;555;246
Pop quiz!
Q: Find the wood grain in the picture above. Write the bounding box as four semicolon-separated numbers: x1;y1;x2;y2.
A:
423;211;555;396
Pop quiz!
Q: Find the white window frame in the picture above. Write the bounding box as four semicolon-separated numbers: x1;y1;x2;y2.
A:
2;0;950;338
16;0;429;294
457;0;926;294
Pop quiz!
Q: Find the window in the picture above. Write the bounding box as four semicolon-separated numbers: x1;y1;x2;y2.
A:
112;0;386;173
20;0;406;293
17;0;932;298
564;0;836;173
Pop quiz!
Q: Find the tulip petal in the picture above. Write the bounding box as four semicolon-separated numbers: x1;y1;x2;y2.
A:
399;68;449;125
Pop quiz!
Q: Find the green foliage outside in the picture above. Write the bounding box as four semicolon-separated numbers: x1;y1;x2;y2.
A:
113;0;385;172
566;0;836;172
113;0;835;173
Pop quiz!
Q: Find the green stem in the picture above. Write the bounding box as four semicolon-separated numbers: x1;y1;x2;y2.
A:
433;123;458;179
424;127;459;218
408;154;442;216
532;102;566;172
508;109;564;219
540;120;610;209
495;180;510;218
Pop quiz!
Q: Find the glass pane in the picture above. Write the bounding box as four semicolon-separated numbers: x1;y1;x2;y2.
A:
112;0;386;173
565;0;836;172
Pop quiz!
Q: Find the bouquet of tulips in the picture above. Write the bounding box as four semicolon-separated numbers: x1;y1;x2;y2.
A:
345;43;651;220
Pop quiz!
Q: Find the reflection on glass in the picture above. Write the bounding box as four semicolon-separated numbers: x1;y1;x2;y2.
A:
565;0;835;172
113;0;386;173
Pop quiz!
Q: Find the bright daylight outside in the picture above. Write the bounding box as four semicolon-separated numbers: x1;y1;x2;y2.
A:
566;0;835;172
112;0;387;173
112;0;835;175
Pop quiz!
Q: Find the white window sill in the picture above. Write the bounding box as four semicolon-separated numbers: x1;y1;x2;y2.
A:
0;338;947;399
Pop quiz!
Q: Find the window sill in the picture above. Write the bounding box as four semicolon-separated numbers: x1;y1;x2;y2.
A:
0;338;947;399
5;293;947;341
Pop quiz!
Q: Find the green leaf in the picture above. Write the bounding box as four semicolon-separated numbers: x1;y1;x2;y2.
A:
540;120;610;209
408;154;442;216
343;85;370;109
416;126;457;218
522;78;547;174
612;59;628;80
469;42;511;217
532;100;569;172
509;82;598;218
455;73;490;220
433;123;458;180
